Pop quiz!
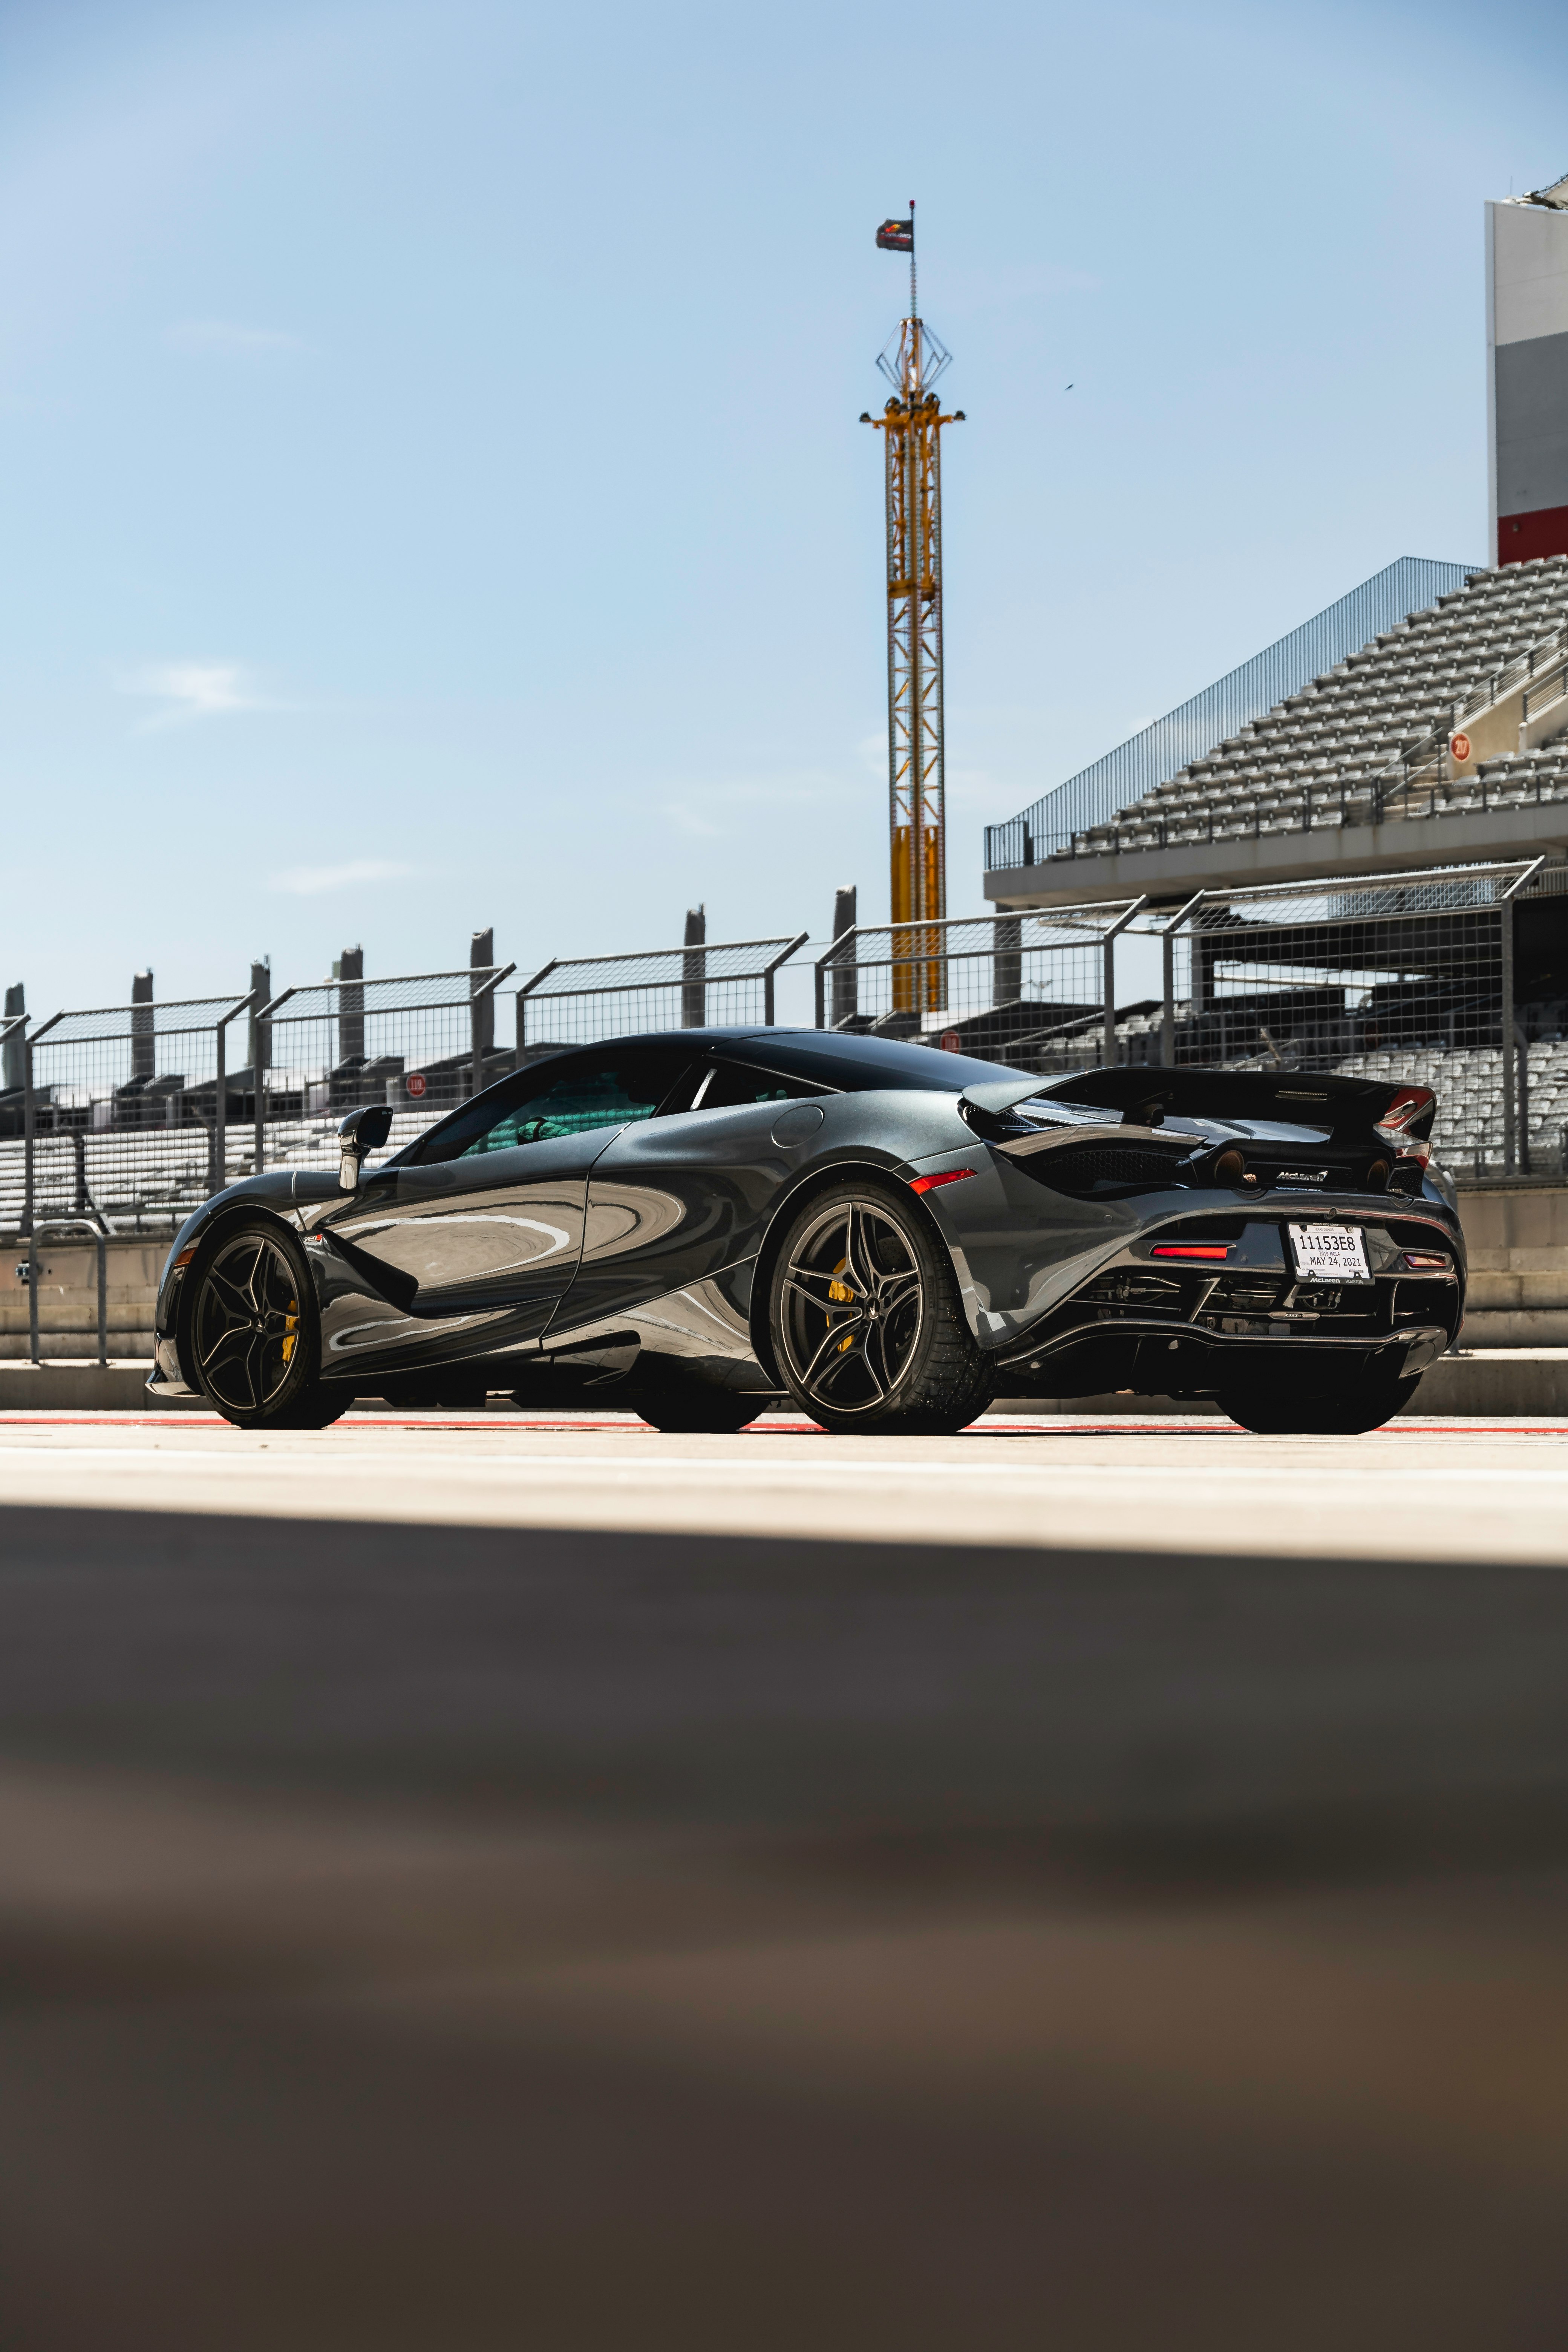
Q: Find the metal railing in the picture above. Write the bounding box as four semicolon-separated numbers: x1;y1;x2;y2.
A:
1156;859;1544;1174
10;865;1568;1252
518;934;808;1055
984;558;1478;870
16;992;253;1235
249;964;516;1176
1370;623;1568;821
813;902;1145;1073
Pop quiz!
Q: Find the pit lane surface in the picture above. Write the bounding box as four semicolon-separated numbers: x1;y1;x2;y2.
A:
6;1409;1568;2349
1;1406;1567;1565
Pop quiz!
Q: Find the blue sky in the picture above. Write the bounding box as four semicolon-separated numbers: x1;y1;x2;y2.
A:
2;0;1566;1021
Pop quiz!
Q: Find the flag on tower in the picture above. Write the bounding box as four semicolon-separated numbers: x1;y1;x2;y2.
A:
876;216;913;253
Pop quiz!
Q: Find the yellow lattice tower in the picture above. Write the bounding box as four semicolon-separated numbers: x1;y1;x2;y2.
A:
863;208;964;1011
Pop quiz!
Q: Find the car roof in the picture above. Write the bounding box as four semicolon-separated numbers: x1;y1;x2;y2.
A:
526;1027;1032;1092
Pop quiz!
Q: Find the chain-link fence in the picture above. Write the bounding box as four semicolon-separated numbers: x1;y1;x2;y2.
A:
813;903;1146;1074
1159;861;1541;1174
518;934;808;1057
8;866;1568;1251
251;965;515;1179
11;992;253;1235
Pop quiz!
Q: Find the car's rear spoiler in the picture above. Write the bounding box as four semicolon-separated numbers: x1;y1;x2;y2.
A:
958;1065;1434;1142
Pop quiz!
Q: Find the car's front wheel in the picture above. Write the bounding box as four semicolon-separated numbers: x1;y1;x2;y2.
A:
187;1220;350;1429
768;1177;993;1435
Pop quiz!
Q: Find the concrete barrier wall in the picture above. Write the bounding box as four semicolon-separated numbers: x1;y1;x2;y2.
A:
0;1238;162;1361
1455;1183;1568;1345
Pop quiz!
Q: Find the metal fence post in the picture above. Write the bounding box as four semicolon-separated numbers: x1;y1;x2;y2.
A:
1161;891;1207;1073
761;933;808;1027
96;1232;107;1366
250;986;295;1177
993;916;1022;1010
1501;894;1516;1177
27;1224;38;1364
681;907;706;1028
1517;1020;1531;1177
212;1011;225;1195
254;988;266;1175
831;888;858;1027
211;993;253;1196
465;963;515;1098
1099;900;1147;1070
22;1030;34;1240
514;962;559;1068
470;928;495;1099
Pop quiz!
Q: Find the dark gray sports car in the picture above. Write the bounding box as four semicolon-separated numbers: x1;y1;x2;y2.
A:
148;1027;1464;1435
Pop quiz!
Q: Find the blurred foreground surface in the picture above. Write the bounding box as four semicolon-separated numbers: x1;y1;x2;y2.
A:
3;1413;1568;2348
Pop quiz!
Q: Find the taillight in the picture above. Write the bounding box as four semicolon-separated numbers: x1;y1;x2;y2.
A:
908;1167;977;1195
1150;1243;1230;1260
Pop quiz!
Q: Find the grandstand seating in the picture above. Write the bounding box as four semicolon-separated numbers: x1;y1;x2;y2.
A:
1047;556;1568;864
0;1110;435;1239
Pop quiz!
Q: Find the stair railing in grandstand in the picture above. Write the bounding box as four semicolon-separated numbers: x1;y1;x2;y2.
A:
1371;623;1568;825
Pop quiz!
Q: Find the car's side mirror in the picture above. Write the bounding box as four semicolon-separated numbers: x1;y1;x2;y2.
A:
337;1103;394;1191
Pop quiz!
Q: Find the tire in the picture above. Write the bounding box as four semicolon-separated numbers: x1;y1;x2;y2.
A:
1219;1369;1422;1435
186;1219;351;1430
768;1176;994;1435
634;1382;766;1434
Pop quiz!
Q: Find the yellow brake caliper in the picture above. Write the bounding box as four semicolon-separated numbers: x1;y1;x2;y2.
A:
282;1294;299;1365
828;1256;855;1350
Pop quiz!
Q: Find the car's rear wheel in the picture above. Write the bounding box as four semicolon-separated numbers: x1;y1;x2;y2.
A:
769;1178;993;1435
188;1221;350;1430
1218;1367;1421;1435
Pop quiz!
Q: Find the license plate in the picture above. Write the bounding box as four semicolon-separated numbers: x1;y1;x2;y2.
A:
1288;1222;1369;1282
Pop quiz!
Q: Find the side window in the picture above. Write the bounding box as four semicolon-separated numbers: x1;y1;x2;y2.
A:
691;1060;832;1112
416;1049;695;1162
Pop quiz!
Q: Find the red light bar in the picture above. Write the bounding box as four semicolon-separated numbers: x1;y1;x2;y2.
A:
1150;1243;1230;1260
909;1167;977;1194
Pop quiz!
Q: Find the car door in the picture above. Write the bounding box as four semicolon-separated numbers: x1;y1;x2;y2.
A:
316;1044;698;1365
556;1054;832;1334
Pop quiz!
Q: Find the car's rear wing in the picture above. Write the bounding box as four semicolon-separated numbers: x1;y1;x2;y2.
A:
959;1065;1436;1145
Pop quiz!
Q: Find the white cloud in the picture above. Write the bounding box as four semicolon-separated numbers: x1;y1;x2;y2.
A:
270;859;415;897
115;660;270;731
168;319;303;355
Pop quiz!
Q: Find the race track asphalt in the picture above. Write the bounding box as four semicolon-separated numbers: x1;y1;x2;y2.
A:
3;1409;1568;2350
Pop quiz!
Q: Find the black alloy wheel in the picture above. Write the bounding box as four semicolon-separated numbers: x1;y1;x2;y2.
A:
769;1179;993;1435
188;1221;349;1429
